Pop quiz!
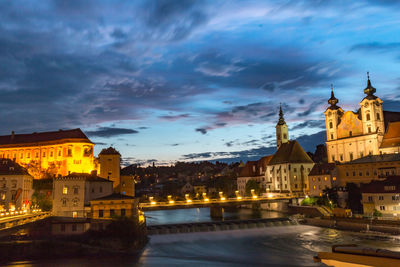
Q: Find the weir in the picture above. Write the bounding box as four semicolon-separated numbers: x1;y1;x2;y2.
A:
147;217;296;235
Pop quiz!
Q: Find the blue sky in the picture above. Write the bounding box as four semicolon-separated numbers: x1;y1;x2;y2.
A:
1;0;400;165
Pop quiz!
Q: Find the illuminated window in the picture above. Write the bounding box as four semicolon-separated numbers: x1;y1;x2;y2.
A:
42;152;46;157
63;186;68;195
313;185;316;190
324;177;327;181
333;177;336;181
35;152;39;158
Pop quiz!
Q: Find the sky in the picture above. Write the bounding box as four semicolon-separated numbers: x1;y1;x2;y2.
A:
1;0;400;165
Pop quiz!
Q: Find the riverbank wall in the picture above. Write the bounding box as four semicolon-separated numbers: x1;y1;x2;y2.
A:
303;217;400;235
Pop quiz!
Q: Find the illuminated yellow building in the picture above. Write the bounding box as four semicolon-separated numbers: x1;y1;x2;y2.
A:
0;129;95;179
325;75;400;163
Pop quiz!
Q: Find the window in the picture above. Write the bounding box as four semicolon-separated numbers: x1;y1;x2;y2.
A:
62;198;67;207
72;211;77;218
312;177;315;182
313;185;316;190
368;196;373;202
346;172;349;177
318;177;321;182
99;210;104;218
63;186;68;195
377;113;380;121
295;184;298;189
283;133;287;139
58;150;61;157
110;209;115;217
73;187;78;195
340;154;343;161
360;152;364;158
42;152;46;157
368;127;371;133
329;122;333;129
332;155;335;162
378;196;384;201
324;177;327;181
366;113;370;121
35;152;39;158
333;177;336;181
294;168;297;172
353;171;356;176
349;131;352;137
11;180;17;188
392;196;399;201
379;205;385;211
121;209;126;217
366;171;370;176
50;151;53;157
349;152;353;161
359;172;362;176
72;198;78;207
99;186;103;193
91;188;95;193
72;224;77;231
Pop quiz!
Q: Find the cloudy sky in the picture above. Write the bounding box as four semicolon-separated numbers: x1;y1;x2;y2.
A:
1;0;400;165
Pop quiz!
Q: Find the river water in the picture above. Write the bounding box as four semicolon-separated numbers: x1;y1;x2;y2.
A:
6;208;400;266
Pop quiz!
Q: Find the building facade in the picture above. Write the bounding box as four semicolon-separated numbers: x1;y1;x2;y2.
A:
90;193;138;219
336;154;400;186
0;159;33;211
52;173;113;217
0;129;95;179
308;163;337;197
361;177;400;217
237;156;272;196
325;76;400;164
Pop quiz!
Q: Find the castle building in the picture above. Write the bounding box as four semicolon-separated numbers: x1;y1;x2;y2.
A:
263;107;314;195
0;129;95;179
325;75;400;164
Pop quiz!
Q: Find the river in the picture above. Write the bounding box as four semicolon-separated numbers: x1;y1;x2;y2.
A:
5;208;400;266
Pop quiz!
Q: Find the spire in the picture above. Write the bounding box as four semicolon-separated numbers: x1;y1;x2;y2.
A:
328;84;339;107
277;103;286;125
364;71;376;97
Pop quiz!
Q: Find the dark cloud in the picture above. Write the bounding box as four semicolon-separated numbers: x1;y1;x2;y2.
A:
383;99;400;112
291;120;326;130
86;127;139;138
159;114;191;121
297;101;322;117
195;128;208;135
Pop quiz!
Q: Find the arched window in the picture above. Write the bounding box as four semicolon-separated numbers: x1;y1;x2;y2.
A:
329;122;333;129
366;113;370;121
376;113;380;121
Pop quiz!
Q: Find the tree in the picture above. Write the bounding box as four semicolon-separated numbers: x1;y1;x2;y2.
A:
346;183;363;214
245;180;261;197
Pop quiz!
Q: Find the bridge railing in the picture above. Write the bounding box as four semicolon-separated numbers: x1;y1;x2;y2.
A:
139;195;294;208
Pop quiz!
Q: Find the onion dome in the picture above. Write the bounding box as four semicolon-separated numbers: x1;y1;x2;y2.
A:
364;72;377;100
277;104;286;125
327;84;340;110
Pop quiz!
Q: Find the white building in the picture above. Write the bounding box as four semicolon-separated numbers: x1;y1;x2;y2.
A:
0;159;33;211
325;75;400;164
264;106;314;195
52;173;113;218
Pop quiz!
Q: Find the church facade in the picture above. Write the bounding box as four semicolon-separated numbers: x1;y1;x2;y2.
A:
325;75;400;164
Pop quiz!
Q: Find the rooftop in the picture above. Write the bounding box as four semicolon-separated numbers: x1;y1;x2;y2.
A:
0;159;30;175
99;146;121;156
238;155;273;177
0;128;92;147
341;153;400;165
309;163;336;176
91;193;135;201
360;176;400;194
380;121;400;149
269;140;314;165
56;172;112;182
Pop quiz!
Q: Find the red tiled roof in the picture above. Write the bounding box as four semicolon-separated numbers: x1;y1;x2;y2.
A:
0;128;92;147
238;155;273;177
380;121;400;148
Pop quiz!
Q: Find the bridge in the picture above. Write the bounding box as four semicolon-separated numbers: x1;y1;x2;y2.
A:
0;211;50;237
140;195;298;218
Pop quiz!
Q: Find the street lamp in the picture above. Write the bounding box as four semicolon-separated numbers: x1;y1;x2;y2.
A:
235;190;242;200
219;191;226;201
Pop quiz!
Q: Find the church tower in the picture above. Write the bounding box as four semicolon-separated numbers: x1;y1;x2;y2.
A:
276;104;289;150
324;85;343;142
359;73;384;136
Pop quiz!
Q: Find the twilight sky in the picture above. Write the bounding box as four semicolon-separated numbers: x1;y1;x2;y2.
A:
1;0;400;165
